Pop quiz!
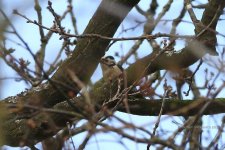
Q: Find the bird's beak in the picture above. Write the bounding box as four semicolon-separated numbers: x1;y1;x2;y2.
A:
100;57;106;63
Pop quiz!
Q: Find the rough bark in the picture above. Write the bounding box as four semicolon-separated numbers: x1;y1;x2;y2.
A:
0;0;140;146
0;0;225;147
54;98;225;116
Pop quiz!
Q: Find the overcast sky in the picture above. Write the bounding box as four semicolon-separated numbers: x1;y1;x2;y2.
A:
1;0;225;149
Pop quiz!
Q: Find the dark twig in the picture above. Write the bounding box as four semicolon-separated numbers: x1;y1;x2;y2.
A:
184;59;203;96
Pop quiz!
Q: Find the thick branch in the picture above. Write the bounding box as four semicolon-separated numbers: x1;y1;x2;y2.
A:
0;0;224;147
118;98;225;116
51;0;140;94
57;98;225;116
0;0;140;147
126;0;225;83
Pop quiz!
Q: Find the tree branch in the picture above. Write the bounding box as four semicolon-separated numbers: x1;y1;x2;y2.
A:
0;0;225;147
0;0;140;146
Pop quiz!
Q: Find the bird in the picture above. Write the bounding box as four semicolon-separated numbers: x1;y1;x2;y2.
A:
100;55;124;83
100;55;124;101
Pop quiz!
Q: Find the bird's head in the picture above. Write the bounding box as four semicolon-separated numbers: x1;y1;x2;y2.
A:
100;56;116;67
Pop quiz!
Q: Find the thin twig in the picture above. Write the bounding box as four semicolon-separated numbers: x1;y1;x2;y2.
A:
147;81;168;150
